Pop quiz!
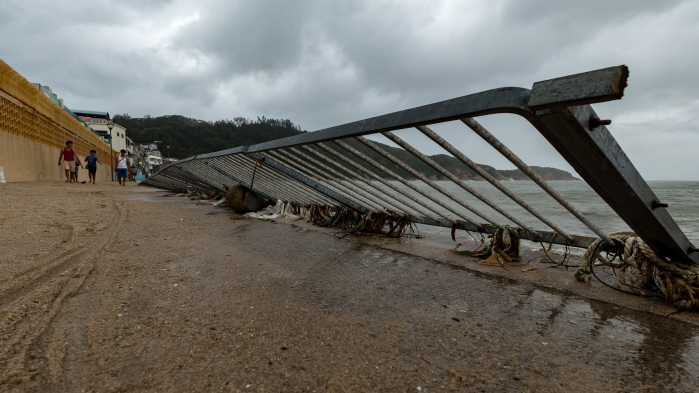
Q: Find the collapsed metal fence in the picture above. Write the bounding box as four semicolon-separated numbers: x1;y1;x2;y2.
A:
141;66;698;267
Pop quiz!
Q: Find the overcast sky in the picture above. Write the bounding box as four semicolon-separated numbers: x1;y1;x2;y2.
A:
2;0;697;179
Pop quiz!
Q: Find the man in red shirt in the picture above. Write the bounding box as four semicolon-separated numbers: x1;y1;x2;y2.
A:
58;140;76;183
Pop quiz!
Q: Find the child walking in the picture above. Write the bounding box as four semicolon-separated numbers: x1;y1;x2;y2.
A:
84;150;103;184
71;156;84;183
57;140;76;182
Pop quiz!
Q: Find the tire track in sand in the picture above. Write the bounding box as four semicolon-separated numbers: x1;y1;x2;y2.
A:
0;200;127;386
0;201;121;309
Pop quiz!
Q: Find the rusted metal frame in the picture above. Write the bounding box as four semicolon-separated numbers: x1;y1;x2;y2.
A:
532;104;698;263
218;155;327;206
459;118;611;245
248;153;368;213
175;166;228;194
266;150;381;211
210;155;305;204
273;148;391;211
382;130;542;236
197;159;278;202
293;146;411;213
350;137;485;229
312;143;442;219
300;145;424;216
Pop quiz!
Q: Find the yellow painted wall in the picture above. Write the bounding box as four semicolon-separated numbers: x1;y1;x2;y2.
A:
0;59;116;182
0;130;112;182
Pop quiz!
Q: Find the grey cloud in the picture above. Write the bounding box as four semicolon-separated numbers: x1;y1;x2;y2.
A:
0;0;697;179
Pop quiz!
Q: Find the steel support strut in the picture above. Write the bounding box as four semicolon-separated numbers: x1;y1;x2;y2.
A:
527;65;697;263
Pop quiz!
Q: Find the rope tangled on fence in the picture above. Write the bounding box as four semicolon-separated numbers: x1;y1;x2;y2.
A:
303;205;416;238
576;231;699;310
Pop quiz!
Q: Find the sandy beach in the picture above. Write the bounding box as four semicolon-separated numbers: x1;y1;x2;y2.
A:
0;181;698;392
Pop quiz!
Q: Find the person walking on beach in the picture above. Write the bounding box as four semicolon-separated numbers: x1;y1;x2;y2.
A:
71;155;84;183
115;150;130;186
57;140;76;182
84;150;102;184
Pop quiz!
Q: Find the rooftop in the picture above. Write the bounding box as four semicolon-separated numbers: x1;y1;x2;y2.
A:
72;110;110;120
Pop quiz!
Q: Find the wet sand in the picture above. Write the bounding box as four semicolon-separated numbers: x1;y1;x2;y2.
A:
0;181;698;392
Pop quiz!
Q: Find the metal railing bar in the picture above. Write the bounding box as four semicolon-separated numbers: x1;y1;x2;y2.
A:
142;178;183;189
316;142;449;221
279;148;396;211
160;167;210;189
348;138;484;229
248;153;368;213
220;155;327;205
168;166;222;191
246;88;534;153
247;155;339;205
159;172;201;190
300;145;424;216
413;215;598;248
416;124;575;242
267;150;380;211
214;155;310;205
185;161;239;189
293;146;413;214
359;134;503;229
382;130;541;236
149;173;188;186
176;166;228;193
197;160;278;202
460;118;613;245
147;175;187;188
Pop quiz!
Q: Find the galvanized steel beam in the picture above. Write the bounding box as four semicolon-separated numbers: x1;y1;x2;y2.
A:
533;104;698;263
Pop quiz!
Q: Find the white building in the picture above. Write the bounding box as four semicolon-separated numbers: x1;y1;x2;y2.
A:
147;155;163;170
73;110;128;153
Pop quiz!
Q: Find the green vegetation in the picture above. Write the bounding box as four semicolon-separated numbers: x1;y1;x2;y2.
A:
115;113;578;181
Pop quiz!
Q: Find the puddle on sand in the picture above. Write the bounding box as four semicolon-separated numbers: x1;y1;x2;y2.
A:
453;270;699;389
519;288;699;388
344;244;699;389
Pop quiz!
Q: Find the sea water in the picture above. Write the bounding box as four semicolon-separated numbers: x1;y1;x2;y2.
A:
363;180;699;253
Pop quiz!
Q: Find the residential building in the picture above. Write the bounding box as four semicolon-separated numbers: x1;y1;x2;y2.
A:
73;110;128;153
147;155;163;171
127;137;149;176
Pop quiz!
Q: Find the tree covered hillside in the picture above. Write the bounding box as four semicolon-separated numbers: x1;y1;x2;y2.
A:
113;114;306;159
